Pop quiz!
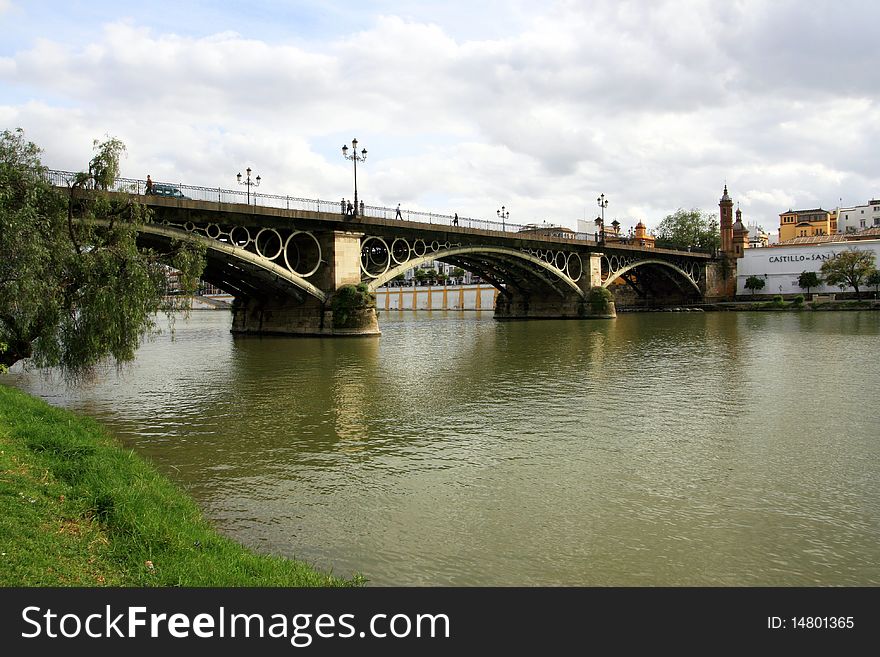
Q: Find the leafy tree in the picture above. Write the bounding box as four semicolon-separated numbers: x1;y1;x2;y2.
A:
744;275;766;295
651;208;720;253
866;270;880;297
797;271;822;296
0;128;205;376
819;249;877;300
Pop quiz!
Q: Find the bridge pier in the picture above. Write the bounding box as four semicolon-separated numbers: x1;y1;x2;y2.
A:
231;230;380;336
493;253;615;320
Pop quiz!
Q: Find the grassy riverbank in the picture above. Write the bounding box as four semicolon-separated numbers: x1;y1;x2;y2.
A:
0;385;360;587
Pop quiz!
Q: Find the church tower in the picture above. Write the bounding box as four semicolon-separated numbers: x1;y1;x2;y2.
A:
719;184;734;255
732;205;749;258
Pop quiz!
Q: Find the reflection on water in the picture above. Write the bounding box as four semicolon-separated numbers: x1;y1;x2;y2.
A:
7;310;880;585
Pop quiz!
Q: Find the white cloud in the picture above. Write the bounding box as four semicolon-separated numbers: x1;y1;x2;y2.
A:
1;1;878;232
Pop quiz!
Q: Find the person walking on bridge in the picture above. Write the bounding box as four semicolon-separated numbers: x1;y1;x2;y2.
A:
145;175;153;194
395;203;402;220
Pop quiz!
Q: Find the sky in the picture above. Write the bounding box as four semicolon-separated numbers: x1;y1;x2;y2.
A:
2;0;879;235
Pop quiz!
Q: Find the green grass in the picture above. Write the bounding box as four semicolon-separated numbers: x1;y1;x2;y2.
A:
0;385;362;587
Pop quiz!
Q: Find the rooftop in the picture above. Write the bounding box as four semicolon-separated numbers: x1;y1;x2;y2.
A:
774;226;880;246
781;208;829;216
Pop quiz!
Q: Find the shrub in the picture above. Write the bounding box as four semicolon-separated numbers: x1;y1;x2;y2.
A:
588;286;614;312
331;283;376;328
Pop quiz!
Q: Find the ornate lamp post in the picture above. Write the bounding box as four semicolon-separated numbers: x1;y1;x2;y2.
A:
497;205;510;232
237;167;261;205
342;138;367;217
596;193;608;244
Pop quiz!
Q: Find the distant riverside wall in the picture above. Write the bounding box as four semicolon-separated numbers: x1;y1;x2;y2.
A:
164;295;233;310
376;284;499;311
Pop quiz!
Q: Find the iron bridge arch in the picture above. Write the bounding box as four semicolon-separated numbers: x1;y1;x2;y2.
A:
601;255;703;295
360;237;587;298
135;221;327;303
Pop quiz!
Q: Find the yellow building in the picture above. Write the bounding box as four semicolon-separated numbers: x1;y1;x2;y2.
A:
604;220;655;248
778;208;836;242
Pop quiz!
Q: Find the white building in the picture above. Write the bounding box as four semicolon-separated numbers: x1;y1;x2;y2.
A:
837;200;880;234
736;238;880;296
746;223;770;248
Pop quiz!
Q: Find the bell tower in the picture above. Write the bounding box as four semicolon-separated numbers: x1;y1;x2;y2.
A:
719;184;734;255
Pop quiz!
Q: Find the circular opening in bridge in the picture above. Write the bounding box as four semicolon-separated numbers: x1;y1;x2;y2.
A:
206;223;222;240
229;225;251;247
566;253;582;282
442;241;450;249
544;251;555;264
430;240;440;252
255;228;283;261
601;255;611;282
412;239;427;257
184;221;195;232
284;231;322;278
360;236;390;279
535;249;544;260
554;252;566;270
391;238;411;265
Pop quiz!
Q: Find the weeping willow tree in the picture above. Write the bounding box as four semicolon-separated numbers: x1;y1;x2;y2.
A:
0;128;205;377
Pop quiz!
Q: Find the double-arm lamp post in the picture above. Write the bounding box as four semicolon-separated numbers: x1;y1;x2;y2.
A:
342;138;367;217
237;167;261;205
595;193;608;245
497;205;510;232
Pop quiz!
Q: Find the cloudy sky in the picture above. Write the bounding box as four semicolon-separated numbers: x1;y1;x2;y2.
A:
2;0;878;234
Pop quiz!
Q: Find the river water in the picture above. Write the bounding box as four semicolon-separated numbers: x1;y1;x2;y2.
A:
7;310;880;585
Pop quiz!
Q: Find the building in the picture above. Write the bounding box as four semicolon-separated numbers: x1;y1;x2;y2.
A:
602;220;655;248
517;223;577;240
837;200;880;234
778;208;836;242
736;232;880;296
746;223;770;248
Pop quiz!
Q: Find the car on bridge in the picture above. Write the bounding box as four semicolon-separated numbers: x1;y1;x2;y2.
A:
147;183;190;199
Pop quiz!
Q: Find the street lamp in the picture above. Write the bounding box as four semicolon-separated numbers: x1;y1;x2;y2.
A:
497;205;510;232
342;138;367;217
237;167;261;205
596;193;608;244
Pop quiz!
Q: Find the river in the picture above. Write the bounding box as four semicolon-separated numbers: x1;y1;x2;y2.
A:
7;310;880;585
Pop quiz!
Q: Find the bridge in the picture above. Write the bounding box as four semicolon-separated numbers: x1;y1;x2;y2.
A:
49;170;715;336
